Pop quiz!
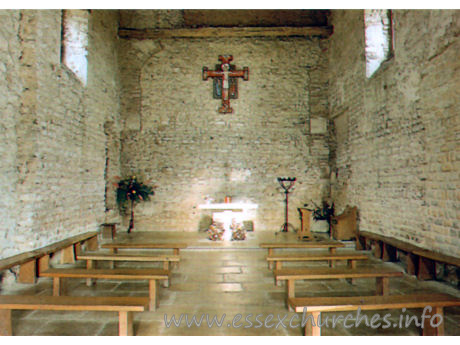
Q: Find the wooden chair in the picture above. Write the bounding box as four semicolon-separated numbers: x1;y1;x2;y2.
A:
331;206;358;241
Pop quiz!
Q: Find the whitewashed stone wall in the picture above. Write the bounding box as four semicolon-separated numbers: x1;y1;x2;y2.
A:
119;36;330;231
328;10;460;257
0;10;121;259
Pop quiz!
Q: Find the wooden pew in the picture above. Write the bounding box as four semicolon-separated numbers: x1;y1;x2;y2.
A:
260;240;345;269
288;294;460;336
274;266;404;300
267;251;369;270
358;231;460;280
76;251;179;286
40;268;169;311
0;232;98;284
77;251;180;271
0;295;149;336
102;242;188;256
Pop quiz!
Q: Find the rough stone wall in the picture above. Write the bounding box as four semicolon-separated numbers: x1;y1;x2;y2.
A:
0;10;121;259
119;10;184;29
119;35;330;232
0;10;22;256
329;10;460;257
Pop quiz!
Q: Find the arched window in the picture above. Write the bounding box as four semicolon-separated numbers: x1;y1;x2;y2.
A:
61;10;89;86
365;10;393;78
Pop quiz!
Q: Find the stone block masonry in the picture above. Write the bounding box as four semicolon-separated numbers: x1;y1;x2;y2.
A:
328;10;459;257
0;10;121;259
119;36;331;232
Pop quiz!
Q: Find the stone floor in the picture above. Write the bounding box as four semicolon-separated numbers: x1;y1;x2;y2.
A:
1;231;459;336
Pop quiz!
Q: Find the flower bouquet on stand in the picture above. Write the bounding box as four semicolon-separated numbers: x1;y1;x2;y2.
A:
116;176;154;233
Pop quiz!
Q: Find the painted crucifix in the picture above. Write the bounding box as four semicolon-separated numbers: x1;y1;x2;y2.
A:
202;55;249;114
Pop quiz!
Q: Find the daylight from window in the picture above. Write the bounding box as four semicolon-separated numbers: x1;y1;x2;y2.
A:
62;10;89;85
365;10;392;78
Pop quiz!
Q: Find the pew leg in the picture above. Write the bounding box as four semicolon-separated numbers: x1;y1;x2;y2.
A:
328;248;336;267
376;277;389;295
434;307;444;336
304;312;313;336
311;311;321;336
118;311;133;336
149;280;160;311
287;279;295;311
422;307;444;336
275;261;282;270
418;257;436;280
406;253;418;276
53;277;66;296
163;277;170;288
275;277;282;287
18;260;36;284
0;310;12;336
172;249;180;268
346;260;356;284
86;260;96;286
268;249;273;269
162;262;170;287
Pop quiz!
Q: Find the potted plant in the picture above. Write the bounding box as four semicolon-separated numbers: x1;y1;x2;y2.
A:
115;176;154;233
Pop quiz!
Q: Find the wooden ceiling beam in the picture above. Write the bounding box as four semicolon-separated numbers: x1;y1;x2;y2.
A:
118;26;333;40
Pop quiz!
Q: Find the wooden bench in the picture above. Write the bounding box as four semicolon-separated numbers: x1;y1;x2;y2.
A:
288;294;460;336
0;295;149;336
260;241;345;269
358;231;460;280
274;266;404;300
77;251;180;271
0;231;98;284
40;268;169;311
267;251;369;270
101;242;188;256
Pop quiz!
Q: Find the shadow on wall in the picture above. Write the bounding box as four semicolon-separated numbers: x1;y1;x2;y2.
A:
198;215;213;232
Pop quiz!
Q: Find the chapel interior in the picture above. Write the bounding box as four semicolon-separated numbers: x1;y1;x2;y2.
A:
0;9;459;336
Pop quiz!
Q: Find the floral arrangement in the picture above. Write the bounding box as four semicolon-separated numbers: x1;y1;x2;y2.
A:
115;176;154;233
116;176;154;205
306;200;335;233
207;223;225;241
230;221;246;241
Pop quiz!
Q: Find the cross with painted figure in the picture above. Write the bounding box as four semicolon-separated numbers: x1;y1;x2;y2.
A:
202;55;249;114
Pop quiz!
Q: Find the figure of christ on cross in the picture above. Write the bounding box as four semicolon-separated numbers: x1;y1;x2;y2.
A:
202;55;249;114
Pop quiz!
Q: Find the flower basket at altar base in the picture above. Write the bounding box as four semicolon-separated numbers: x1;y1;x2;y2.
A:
207;220;246;241
207;223;225;241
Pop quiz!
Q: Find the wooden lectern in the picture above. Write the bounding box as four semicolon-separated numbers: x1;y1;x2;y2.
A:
297;208;313;240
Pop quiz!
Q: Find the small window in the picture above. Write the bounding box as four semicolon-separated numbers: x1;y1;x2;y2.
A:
364;10;393;78
61;10;89;86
